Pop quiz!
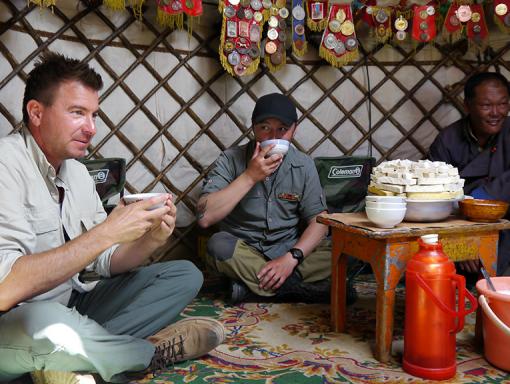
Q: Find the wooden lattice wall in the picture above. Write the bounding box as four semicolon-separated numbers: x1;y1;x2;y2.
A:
1;0;510;263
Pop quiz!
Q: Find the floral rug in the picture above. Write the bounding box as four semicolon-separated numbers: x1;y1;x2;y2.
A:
139;278;510;384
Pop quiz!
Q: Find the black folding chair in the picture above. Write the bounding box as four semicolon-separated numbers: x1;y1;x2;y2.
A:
80;157;126;214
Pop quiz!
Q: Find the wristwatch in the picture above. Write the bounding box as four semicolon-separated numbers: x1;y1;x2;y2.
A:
289;248;304;264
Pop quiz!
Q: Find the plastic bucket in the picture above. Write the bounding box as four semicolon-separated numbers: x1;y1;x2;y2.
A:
476;277;510;371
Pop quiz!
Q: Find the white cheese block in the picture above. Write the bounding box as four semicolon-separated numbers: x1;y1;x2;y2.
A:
371;182;405;193
374;176;417;185
405;184;446;193
417;176;459;185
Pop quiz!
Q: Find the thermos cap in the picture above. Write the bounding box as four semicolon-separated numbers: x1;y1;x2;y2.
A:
421;234;438;244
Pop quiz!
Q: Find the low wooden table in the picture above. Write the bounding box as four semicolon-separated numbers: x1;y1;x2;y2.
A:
317;212;510;363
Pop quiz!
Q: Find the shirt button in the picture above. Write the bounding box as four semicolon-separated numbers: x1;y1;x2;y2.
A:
265;177;270;181
268;218;272;222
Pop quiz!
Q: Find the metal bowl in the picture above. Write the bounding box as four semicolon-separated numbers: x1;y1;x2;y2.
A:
404;199;455;222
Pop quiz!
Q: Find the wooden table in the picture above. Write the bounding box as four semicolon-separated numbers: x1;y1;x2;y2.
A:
317;212;510;363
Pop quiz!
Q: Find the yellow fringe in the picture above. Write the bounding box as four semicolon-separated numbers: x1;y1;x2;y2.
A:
29;0;56;7
220;51;235;76
265;53;286;72
244;56;261;76
157;9;184;29
494;15;510;33
218;0;224;14
319;45;358;68
131;0;145;20
376;26;392;44
307;18;327;31
292;40;308;56
442;27;463;43
104;0;126;11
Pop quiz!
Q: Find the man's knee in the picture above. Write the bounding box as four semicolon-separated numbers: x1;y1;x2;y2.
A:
157;260;203;297
206;232;239;262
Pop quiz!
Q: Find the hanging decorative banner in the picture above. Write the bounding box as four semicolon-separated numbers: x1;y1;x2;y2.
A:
157;0;203;31
218;0;264;76
265;0;289;72
466;4;489;51
411;3;437;43
371;6;393;43
292;0;307;56
361;1;377;28
29;0;56;6
319;3;359;68
306;0;329;31
493;0;510;33
393;9;411;43
442;2;462;43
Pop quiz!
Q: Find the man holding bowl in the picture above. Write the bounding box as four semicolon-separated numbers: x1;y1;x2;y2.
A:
0;52;224;383
197;93;333;303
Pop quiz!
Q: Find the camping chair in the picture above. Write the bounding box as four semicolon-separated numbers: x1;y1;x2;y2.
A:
314;156;376;298
80;157;126;214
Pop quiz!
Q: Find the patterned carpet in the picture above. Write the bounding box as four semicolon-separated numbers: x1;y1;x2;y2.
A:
136;278;510;384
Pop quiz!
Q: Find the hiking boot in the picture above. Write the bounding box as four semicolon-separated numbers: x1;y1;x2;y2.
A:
30;371;97;384
229;280;251;304
147;317;225;372
275;272;330;303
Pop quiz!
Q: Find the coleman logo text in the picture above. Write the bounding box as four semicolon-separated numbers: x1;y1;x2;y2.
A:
89;169;109;184
327;165;363;178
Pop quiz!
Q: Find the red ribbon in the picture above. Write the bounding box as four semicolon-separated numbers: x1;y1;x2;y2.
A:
466;4;488;40
411;4;436;43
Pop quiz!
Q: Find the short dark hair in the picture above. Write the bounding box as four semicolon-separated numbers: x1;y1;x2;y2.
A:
464;72;510;102
22;51;103;125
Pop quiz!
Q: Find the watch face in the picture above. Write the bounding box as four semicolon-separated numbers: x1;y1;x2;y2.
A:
290;248;304;263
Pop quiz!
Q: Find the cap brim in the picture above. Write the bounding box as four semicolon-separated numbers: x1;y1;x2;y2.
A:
252;113;294;127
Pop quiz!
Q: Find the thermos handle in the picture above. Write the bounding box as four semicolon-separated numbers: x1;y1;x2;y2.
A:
412;272;477;333
479;295;510;336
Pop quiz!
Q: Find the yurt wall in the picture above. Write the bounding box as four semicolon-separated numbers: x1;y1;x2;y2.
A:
2;0;510;263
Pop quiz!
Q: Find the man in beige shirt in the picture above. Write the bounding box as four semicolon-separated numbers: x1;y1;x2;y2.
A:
0;52;224;383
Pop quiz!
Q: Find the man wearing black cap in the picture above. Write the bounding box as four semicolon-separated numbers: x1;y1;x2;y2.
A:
197;93;331;303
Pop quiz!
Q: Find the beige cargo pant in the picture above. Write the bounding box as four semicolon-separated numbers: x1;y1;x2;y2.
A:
205;231;331;296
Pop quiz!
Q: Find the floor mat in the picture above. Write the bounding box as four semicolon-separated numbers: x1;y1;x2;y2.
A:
135;277;510;383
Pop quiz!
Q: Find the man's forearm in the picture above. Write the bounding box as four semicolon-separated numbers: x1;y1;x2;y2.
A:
110;235;164;275
291;212;329;257
0;222;115;311
197;172;257;228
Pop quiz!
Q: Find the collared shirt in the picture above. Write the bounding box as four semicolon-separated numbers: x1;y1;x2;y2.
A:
0;127;117;305
464;118;497;153
201;142;327;259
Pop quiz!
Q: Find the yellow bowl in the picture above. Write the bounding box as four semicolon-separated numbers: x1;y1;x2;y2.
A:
458;199;509;222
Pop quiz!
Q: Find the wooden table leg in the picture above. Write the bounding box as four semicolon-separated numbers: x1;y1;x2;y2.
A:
475;232;499;347
331;229;347;332
374;287;397;362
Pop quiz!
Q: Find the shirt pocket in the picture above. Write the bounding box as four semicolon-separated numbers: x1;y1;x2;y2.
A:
25;211;61;253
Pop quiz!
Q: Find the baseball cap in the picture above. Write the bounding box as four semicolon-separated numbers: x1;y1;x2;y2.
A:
251;93;298;127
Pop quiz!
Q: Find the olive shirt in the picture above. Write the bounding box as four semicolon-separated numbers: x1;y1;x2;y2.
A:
201;142;327;259
0;127;117;306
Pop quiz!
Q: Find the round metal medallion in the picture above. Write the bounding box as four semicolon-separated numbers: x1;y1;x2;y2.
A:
334;40;346;55
228;51;241;66
375;9;388;24
419;10;428;19
245;9;253;19
234;63;247;76
340;20;354;36
294;23;305;35
248;45;260;58
473;24;481;33
335;9;346;23
292;5;306;20
270;6;279;16
240;0;250;6
324;34;338;50
267;28;279;40
456;5;472;23
394;16;408;31
270;51;283;65
279;7;289;18
420;32;430;41
262;0;271;9
265;40;277;54
254;11;263;22
223;40;235;53
426;5;435;16
471;12;481;23
396;30;406;40
240;54;253;66
224;6;236;18
278;30;287;42
278;19;287;29
249;24;261;42
250;0;262;10
329;19;342;33
294;38;305;50
449;14;460;26
236;7;245;19
229;0;240;5
366;6;373;15
495;3;508;16
171;1;182;10
419;21;429;31
184;0;193;9
268;15;279;28
345;37;358;51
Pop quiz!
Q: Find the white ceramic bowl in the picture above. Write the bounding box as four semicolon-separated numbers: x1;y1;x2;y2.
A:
123;193;166;210
365;207;407;228
366;195;406;204
366;201;407;210
404;199;455;222
260;139;290;156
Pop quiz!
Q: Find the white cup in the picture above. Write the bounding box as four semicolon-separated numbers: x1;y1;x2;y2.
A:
123;193;168;210
260;139;290;157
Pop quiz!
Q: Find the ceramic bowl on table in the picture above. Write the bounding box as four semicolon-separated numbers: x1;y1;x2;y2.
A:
404;199;455;222
260;139;290;157
365;206;407;228
366;195;406;204
458;199;509;222
365;201;407;210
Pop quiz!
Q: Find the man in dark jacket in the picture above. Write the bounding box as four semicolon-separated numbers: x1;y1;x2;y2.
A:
428;72;510;276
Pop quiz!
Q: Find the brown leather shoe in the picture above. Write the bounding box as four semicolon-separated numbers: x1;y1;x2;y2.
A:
147;317;225;372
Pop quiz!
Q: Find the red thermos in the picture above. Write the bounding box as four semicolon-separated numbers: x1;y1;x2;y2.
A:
403;234;477;380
